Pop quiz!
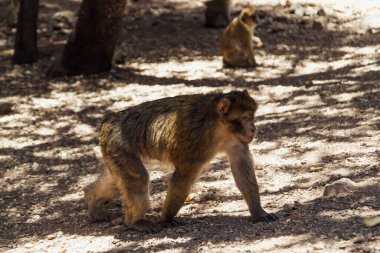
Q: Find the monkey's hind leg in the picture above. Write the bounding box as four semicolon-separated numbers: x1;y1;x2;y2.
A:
106;150;160;233
223;58;233;68
161;166;202;226
223;51;257;68
84;167;117;222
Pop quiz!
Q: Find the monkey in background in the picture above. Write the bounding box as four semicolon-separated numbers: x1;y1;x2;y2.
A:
85;90;278;233
220;7;263;68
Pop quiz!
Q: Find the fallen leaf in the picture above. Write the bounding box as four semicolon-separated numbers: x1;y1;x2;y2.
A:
309;166;323;172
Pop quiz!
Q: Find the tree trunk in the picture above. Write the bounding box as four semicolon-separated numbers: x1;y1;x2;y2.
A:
13;0;39;64
48;0;126;77
205;0;231;28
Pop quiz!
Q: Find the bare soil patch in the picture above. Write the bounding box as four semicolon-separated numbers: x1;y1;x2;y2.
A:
0;0;379;252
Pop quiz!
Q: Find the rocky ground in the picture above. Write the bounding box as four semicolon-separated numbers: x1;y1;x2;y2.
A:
0;0;379;252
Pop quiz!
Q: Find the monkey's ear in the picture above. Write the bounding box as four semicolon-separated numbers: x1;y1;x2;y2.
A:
241;7;253;18
216;97;231;114
243;89;249;95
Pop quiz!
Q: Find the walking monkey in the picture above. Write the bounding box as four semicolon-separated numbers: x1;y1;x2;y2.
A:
85;90;278;233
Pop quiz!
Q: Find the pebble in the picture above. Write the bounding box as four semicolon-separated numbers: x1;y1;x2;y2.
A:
175;228;186;234
47;234;56;240
362;246;372;253
31;162;39;171
353;235;365;244
0;102;13;115
304;6;318;16
111;217;124;226
290;211;301;220
312;18;325;30
24;243;33;248
295;8;305;16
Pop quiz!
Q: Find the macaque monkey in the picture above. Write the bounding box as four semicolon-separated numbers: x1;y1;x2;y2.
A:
85;90;278;233
205;0;232;28
220;7;263;68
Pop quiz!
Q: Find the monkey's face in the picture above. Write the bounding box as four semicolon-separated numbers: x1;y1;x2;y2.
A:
216;91;258;145
226;110;256;144
241;7;258;28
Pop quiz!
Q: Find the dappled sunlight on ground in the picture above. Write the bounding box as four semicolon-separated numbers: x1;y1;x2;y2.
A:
1;0;379;252
7;235;117;253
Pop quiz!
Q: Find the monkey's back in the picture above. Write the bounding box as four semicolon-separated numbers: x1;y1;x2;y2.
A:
100;94;220;163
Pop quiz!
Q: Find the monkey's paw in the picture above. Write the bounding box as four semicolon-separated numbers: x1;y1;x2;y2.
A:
251;212;279;223
88;208;112;223
129;219;161;234
160;217;185;227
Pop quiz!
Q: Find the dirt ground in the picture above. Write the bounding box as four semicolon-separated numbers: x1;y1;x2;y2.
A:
0;0;379;252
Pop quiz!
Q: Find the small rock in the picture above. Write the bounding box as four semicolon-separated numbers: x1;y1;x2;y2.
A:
31;162;39;171
362;246;372;253
277;44;290;51
111;217;124;226
175;228;186;234
304;6;318;16
290;211;301;220
269;22;287;33
46;234;56;240
353;235;365;244
295;7;305;16
313;243;323;250
0;102;13;115
317;8;326;16
58;151;68;159
52;10;76;30
364;216;380;228
100;222;111;228
24;243;33;248
312;18;326;30
323;178;358;197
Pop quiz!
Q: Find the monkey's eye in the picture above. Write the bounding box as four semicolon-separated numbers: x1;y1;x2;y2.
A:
242;115;253;121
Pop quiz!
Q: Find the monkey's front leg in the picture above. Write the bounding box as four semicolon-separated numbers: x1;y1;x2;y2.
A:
252;35;263;48
243;42;258;68
227;146;278;222
107;151;160;233
161;167;202;226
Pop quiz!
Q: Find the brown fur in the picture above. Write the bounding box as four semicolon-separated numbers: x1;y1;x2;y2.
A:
85;90;278;233
220;7;262;68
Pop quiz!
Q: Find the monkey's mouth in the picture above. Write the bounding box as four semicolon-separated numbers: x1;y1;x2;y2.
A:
239;135;254;144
